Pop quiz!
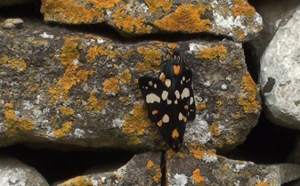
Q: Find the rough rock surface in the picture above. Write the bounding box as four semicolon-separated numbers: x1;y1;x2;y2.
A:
0;156;49;186
259;10;300;129
0;19;260;152
246;0;300;79
56;150;300;186
40;0;263;41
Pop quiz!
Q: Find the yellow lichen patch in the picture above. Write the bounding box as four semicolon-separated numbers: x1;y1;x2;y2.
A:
216;100;223;107
48;37;94;100
146;160;162;183
144;0;172;13
233;112;241;119
85;91;108;112
102;78;120;95
113;6;153;34
119;97;131;105
135;46;162;72
196;45;227;60
119;69;132;84
154;4;211;33
238;72;261;113
146;160;154;169
128;137;141;145
255;183;269;186
210;123;219;137
193;169;205;184
3;103;34;137
233;60;242;69
41;0;104;24
89;0;121;9
232;0;256;17
59;106;74;116
53;121;73;138
166;149;176;159
0;55;27;71
196;102;206;110
189;145;206;160
122;102;152;135
57;176;93;186
222;165;228;172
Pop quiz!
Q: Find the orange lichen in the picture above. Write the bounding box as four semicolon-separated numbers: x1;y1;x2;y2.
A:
0;55;27;71
41;0;104;24
189;145;206;160
232;0;256;17
166;149;176;159
135;46;162;72
89;0;121;9
196;102;206;110
3;103;34;137
146;160;154;169
210;123;219;137
57;176;93;186
53;121;73;138
122;102;152;135
102;78;120;95
119;69;132;84
48;37;94;100
128;137;141;145
85;91;108;112
233;112;241;119
196;45;227;60
59;106;74;116
193;169;205;184
222;165;228;172
154;4;211;33
112;6;153;34
233;60;243;69
216;100;223;106
119;97;131;105
144;0;172;13
238;72;261;113
256;183;269;186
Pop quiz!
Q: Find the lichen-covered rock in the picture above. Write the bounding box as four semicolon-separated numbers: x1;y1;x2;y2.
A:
0;19;260;152
40;0;263;42
54;150;300;186
259;10;300;129
56;151;162;186
0;156;49;186
166;149;300;185
0;0;35;7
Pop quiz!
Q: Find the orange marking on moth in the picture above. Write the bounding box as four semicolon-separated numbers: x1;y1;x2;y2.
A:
157;120;163;127
173;65;181;75
184;105;188;110
172;128;179;138
152;110;158;115
183;116;187;122
159;72;166;82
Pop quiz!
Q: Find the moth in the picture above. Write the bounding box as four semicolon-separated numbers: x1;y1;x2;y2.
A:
138;50;196;152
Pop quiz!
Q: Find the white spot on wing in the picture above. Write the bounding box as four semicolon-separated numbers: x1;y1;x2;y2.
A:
181;88;190;99
167;99;172;105
178;112;183;121
175;90;180;99
162;114;169;123
189;97;194;105
161;91;168;100
146;93;161;103
165;79;171;87
148;81;153;86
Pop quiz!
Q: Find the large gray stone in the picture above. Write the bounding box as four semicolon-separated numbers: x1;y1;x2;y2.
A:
0;156;49;186
259;10;300;129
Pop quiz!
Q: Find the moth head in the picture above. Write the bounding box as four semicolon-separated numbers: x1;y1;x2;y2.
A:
170;138;182;152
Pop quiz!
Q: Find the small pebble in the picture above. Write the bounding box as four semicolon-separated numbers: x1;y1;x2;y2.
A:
2;18;24;29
